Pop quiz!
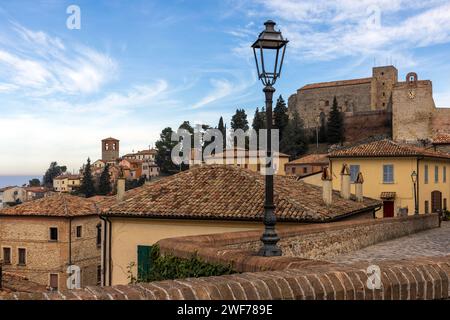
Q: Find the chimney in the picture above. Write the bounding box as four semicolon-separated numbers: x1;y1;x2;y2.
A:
340;164;351;200
355;172;364;202
321;167;333;206
117;178;125;201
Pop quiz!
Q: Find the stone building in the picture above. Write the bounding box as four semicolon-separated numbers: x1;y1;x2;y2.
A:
0;194;102;290
288;66;450;143
101;137;120;163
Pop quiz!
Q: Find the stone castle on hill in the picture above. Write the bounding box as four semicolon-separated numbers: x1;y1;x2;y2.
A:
288;65;450;143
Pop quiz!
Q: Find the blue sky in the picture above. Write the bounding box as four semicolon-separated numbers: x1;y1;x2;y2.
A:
1;0;450;175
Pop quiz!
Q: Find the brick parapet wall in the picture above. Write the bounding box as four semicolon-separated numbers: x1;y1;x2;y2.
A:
2;255;448;300
157;214;440;273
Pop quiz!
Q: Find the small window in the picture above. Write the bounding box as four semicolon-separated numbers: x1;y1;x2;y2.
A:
97;265;102;285
291;167;296;174
303;167;307;174
96;224;102;246
444;198;447;211
383;165;394;183
435;166;439;183
349;165;360;182
383;92;385;97
443;166;447;183
2;247;11;264
424;201;429;214
424;165;429;184
50;227;58;241
257;164;261;172
76;226;82;238
18;248;26;265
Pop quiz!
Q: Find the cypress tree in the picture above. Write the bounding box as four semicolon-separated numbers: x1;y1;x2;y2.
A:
327;96;343;144
280;111;308;159
218;116;226;149
155;127;179;174
79;158;96;198
98;163;112;195
273;95;289;141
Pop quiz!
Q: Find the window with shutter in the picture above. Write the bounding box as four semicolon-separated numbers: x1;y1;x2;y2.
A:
137;245;153;281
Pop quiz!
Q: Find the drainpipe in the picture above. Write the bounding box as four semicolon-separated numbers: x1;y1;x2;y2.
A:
99;215;110;286
68;218;72;266
417;157;421;216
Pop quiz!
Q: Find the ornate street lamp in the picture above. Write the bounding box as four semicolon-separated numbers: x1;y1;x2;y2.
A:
252;20;288;257
411;171;419;215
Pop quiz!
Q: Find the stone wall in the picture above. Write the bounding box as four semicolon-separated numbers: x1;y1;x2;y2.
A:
155;214;439;274
342;110;391;143
227;214;439;261
290;81;372;129
2;255;449;300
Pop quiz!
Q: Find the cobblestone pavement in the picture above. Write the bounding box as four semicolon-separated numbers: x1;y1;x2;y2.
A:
328;221;450;264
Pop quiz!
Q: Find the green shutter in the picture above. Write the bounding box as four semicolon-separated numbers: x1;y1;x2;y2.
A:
137;245;153;280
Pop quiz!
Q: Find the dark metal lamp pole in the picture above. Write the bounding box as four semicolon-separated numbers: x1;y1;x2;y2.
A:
252;20;288;257
411;171;418;215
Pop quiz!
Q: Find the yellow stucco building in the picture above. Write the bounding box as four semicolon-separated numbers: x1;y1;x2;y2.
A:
327;140;449;218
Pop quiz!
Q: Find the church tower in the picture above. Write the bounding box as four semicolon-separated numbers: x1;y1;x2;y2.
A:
102;137;120;162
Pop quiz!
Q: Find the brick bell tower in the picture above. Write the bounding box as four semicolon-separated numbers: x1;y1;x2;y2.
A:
102;137;120;162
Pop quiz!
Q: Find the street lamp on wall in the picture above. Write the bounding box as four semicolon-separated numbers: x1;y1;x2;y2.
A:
252;20;288;257
411;171;419;215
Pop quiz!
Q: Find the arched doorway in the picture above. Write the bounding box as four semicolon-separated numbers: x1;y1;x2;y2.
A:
431;191;442;213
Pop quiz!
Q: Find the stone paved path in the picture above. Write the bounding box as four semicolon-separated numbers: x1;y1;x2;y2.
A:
328;221;450;264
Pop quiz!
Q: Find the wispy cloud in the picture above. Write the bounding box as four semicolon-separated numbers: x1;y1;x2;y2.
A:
0;22;116;96
238;0;450;64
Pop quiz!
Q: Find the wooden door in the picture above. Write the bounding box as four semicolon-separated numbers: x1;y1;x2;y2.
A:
383;201;394;218
431;191;442;213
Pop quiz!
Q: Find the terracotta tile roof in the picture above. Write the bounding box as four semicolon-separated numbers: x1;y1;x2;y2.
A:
103;165;381;222
300;77;372;90
0;193;101;217
286;154;329;165
24;187;49;193
102;137;119;141
329;139;450;159
432;133;450;145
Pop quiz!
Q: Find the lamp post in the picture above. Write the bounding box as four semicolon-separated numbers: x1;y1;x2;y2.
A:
411;171;418;215
252;20;288;257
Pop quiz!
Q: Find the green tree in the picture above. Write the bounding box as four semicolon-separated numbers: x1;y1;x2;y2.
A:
97;163;112;195
43;162;67;187
252;107;266;133
280;111;308;158
327;96;344;144
79;158;96;198
230;109;249;131
217;116;227;149
155;127;179;174
28;178;41;187
273;95;289;142
231;108;249;148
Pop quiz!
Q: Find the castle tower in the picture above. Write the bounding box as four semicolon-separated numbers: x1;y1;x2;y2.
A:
102;137;120;162
392;72;434;142
370;66;398;111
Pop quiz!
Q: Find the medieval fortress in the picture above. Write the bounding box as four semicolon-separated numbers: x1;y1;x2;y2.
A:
288;66;450;143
